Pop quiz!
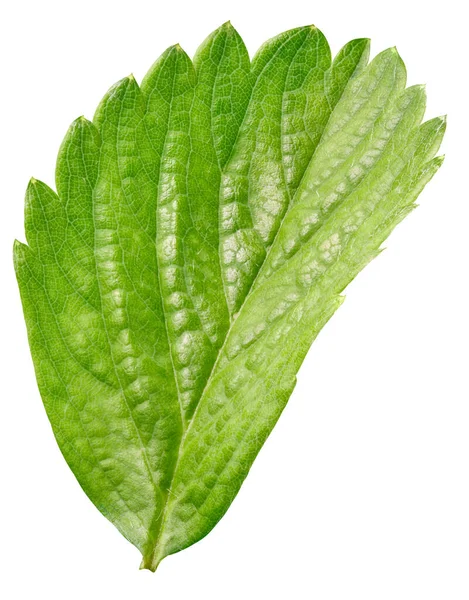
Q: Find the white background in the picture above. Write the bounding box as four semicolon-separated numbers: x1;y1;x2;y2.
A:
1;0;467;598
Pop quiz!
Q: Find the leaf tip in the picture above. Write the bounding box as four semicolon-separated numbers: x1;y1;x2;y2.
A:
219;20;241;37
355;37;371;52
385;45;406;77
167;43;192;66
27;175;46;197
169;43;191;60
13;238;24;253
13;238;30;268
71;115;91;129
361;37;372;56
407;83;427;101
388;45;404;63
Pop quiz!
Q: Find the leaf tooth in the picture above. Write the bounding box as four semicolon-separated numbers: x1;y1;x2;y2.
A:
214;20;238;36
55;114;100;203
251;25;322;72
412;115;447;161
24;178;62;251
93;75;143;128
61;114;96;137
327;37;370;94
141;42;195;102
70;114;90;127
13;238;32;268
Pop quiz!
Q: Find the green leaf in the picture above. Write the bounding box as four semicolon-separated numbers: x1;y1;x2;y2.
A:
14;22;445;571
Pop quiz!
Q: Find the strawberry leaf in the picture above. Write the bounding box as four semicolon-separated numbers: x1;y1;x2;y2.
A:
14;22;445;571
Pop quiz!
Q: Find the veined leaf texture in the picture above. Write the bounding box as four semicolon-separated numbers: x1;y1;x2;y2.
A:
14;22;445;571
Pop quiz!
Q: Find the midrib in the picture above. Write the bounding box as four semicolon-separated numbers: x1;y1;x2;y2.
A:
144;35;368;568
142;34;308;569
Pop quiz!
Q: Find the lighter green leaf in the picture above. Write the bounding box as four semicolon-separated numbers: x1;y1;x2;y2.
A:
14;22;445;571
